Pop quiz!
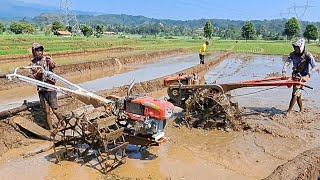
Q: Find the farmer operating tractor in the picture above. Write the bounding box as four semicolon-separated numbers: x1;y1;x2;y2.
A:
5;42;175;173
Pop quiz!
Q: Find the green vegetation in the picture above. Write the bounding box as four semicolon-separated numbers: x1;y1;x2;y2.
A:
1;15;319;41
1;34;319;72
241;21;256;40
52;20;65;35
303;24;318;43
80;24;94;37
95;24;105;38
284;17;301;40
0;34;318;57
0;23;5;34
9;21;36;34
203;20;214;39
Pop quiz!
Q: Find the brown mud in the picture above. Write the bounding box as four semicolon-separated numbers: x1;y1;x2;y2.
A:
0;48;191;91
1;53;320;179
0;52;230;157
0;120;34;157
0;47;134;62
264;146;320;180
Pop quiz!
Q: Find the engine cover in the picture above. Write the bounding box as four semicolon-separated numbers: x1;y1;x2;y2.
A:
117;95;174;141
118;118;166;141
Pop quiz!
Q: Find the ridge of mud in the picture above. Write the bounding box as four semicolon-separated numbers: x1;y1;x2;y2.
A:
264;146;320;180
0;120;32;157
0;47;134;62
0;49;191;91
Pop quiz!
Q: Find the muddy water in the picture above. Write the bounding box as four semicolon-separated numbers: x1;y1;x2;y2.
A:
80;53;203;92
201;54;320;178
205;54;320;110
3;54;319;179
0;124;253;180
0;143;101;180
0;53;208;111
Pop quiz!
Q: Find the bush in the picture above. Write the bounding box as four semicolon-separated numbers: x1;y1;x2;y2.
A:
118;34;126;39
192;35;202;40
164;36;175;39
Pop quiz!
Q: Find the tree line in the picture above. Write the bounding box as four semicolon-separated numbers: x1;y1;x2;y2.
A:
0;16;318;42
203;17;318;42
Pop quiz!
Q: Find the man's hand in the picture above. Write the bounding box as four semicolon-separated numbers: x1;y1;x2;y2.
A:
36;68;43;74
45;55;52;62
45;55;56;69
302;75;309;82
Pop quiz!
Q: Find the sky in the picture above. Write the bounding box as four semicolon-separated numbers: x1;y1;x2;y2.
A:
18;0;320;22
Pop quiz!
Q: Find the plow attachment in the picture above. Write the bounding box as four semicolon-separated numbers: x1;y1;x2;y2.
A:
52;105;128;173
165;75;313;130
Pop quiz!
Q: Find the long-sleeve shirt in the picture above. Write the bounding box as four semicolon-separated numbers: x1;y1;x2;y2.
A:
198;43;207;55
29;57;56;91
282;51;317;76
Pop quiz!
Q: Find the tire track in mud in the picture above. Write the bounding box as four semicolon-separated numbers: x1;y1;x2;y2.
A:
0;49;191;91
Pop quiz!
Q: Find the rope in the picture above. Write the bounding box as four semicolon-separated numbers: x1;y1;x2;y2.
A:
231;86;281;97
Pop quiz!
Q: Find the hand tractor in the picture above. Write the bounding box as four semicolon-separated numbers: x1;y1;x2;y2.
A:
163;73;312;129
6;66;174;173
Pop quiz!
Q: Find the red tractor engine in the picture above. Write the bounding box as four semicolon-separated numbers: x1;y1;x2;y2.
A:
163;73;199;87
116;95;174;141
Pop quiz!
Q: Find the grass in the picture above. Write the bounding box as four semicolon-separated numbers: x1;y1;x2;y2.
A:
0;34;318;56
1;34;319;73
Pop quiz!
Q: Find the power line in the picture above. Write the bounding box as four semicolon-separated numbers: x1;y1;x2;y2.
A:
60;0;80;34
287;0;315;20
274;0;316;21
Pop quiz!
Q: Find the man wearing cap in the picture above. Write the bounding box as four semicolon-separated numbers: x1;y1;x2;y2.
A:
282;38;317;115
29;43;63;129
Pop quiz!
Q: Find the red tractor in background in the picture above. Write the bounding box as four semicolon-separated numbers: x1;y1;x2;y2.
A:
163;73;199;87
162;73;313;129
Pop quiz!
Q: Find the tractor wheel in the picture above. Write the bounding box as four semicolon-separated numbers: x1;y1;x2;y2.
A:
184;89;238;129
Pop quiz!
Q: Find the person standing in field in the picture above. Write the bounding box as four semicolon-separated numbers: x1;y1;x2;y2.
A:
29;43;64;129
282;38;317;116
198;41;209;64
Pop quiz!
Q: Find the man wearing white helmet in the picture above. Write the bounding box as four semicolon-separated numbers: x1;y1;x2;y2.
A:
282;38;317;115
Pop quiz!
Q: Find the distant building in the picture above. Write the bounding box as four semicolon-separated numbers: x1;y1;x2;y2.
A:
56;31;72;37
104;31;116;36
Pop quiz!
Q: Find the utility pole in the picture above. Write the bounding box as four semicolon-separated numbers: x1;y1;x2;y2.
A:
287;0;315;20
60;0;80;35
